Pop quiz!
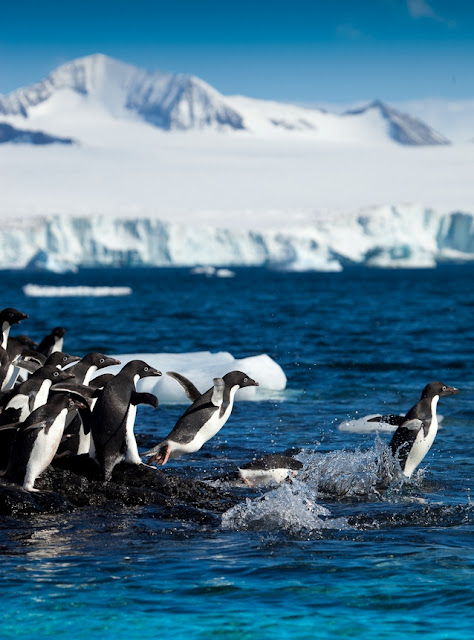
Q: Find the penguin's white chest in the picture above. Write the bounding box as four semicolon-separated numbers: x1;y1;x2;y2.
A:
24;409;68;490
33;379;53;411
403;396;439;478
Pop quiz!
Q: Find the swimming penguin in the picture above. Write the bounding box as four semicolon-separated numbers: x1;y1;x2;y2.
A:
36;327;66;358
217;454;303;488
89;360;161;480
145;371;259;466
389;381;459;478
4;393;86;491
0;308;28;350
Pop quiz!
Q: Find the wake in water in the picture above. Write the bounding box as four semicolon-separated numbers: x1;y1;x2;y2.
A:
220;437;438;534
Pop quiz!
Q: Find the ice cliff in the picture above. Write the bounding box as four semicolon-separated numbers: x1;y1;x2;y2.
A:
2;205;474;271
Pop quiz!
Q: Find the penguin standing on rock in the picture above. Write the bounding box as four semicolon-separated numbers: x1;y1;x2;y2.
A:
4;394;87;491
388;381;459;478
90;360;161;480
145;370;259;466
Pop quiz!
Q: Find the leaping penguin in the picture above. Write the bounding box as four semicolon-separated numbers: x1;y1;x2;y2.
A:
389;381;459;478
145;370;259;466
89;360;161;480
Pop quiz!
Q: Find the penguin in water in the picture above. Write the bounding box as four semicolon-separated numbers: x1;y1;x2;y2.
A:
36;326;66;358
89;360;161;480
217;454;304;488
388;381;459;478
145;370;259;466
4;393;87;491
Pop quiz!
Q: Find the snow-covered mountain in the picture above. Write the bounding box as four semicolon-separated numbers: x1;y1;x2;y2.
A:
0;122;74;145
344;100;449;145
0;53;449;144
2;205;474;272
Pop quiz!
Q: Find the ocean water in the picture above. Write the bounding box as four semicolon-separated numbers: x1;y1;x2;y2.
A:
0;266;473;639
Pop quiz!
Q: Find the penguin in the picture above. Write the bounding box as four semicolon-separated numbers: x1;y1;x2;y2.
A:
389;381;459;478
0;366;76;472
217;454;304;488
69;353;121;385
53;355;121;459
89;360;161;480
45;351;82;369
3;337;46;390
4;393;86;491
0;365;76;425
36;326;66;358
0;308;28;350
145;370;259;466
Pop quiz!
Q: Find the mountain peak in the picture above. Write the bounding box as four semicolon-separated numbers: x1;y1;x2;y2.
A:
343;100;450;145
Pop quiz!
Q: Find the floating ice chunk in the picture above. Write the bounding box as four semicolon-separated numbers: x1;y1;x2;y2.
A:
23;284;132;297
98;351;287;403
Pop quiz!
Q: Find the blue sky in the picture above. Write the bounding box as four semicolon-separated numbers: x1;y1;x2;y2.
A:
0;0;472;103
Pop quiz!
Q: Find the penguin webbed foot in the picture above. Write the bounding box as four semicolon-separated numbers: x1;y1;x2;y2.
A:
147;444;170;466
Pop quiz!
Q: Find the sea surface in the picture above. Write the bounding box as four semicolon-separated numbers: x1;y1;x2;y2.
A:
0;266;473;639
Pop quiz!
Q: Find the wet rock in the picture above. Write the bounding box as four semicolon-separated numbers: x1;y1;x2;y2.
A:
0;455;237;521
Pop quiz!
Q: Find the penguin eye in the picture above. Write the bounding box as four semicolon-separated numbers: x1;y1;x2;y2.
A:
144;367;149;372
99;358;105;363
8;313;13;318
53;371;59;377
442;385;447;391
62;357;67;362
243;377;248;382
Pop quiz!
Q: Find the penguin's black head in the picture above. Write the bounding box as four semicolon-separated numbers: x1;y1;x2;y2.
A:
127;360;162;379
422;381;459;398
223;371;259;388
46;352;81;368
0;308;28;325
42;365;76;383
83;352;121;369
52;327;66;338
15;335;38;348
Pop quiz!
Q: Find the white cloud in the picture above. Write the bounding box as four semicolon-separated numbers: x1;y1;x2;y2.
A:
406;0;456;27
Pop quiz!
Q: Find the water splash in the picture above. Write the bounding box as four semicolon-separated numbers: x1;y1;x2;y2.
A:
221;480;348;533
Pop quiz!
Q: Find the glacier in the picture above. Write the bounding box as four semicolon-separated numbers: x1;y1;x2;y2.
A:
2;205;474;271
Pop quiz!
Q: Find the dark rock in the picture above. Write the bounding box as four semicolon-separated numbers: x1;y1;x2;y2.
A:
0;455;237;521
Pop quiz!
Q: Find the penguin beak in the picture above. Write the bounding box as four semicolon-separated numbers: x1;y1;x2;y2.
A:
108;358;122;366
148;367;162;377
14;311;29;324
445;386;459;396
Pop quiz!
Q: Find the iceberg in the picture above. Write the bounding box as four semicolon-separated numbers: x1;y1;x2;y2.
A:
94;351;287;404
2;205;474;271
23;284;132;297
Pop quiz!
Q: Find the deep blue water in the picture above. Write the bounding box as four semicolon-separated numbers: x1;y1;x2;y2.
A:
0;266;473;639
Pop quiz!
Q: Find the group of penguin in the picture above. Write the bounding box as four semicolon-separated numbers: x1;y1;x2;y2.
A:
0;306;460;494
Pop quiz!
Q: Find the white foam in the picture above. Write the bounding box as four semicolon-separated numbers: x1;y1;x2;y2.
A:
23;284;132;297
96;351;287;403
221;481;346;533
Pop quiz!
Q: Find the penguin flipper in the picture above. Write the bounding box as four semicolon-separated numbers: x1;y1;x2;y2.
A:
211;377;225;408
400;418;424;431
131;391;159;409
167;371;201;402
0;422;20;431
367;414;406;427
51;382;96;398
17;360;40;374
